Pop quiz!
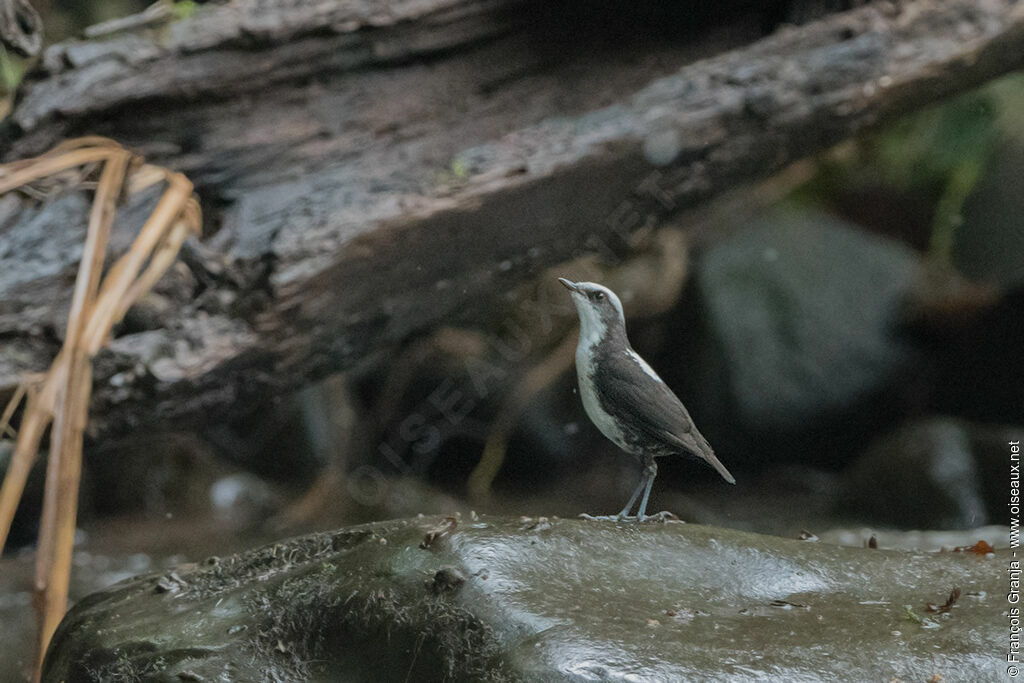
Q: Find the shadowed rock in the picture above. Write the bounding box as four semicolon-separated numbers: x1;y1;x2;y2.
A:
684;210;920;467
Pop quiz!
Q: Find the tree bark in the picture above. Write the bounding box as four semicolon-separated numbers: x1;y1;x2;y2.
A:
1;0;1022;435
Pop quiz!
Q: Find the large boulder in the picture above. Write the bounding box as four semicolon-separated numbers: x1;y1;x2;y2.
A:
680;209;919;468
44;515;1004;681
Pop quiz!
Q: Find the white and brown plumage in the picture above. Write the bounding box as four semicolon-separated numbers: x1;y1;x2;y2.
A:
560;278;735;521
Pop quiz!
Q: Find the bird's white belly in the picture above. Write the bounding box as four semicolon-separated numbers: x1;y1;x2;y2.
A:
576;347;629;450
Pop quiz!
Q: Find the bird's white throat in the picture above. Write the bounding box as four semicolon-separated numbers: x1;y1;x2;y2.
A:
570;286;625;352
572;298;608;352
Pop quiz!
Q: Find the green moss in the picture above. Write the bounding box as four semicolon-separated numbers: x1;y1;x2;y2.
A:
451;158;469;180
171;1;198;21
789;72;1024;263
902;604;923;624
247;564;510;681
0;47;27;94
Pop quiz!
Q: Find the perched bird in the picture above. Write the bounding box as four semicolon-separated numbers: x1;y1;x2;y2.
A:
559;278;735;521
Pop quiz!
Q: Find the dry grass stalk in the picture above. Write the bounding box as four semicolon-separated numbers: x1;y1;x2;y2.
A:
0;137;201;680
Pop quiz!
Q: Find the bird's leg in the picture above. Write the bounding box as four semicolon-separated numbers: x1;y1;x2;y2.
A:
581;467;647;521
614;467;649;521
580;461;658;522
635;458;658;521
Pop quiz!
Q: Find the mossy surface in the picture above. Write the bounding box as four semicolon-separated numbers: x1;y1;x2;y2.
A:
43;516;1005;681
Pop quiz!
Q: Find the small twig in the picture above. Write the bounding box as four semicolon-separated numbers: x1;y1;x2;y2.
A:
83;0;174;39
926;587;961;615
0;146;118;195
81;174;193;349
0;381;27;439
115;202;199;326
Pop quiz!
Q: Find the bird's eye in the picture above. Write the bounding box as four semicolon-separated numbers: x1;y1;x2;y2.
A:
592;291;605;301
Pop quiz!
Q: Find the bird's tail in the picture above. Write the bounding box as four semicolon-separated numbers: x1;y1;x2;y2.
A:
702;450;736;485
663;426;737;484
693;429;736;484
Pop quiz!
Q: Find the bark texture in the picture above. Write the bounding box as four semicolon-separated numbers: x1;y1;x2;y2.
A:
1;0;1022;434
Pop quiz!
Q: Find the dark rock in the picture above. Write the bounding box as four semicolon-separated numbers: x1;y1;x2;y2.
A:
971;423;1024;525
686;209;919;467
200;384;339;484
428;566;467;594
87;433;241;520
44;516;1006;681
913;281;1024;426
836;417;1020;530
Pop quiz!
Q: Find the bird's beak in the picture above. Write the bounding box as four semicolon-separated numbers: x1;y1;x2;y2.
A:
558;277;579;292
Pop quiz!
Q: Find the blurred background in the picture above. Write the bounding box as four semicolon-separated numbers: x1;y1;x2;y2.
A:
1;0;1022;678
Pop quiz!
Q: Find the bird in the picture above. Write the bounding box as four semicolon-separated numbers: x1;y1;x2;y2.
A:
559;277;735;521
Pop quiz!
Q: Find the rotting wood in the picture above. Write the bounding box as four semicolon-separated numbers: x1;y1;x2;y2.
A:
1;0;1023;439
0;0;41;58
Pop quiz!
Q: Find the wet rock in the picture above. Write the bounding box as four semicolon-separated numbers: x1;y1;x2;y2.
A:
837;418;1023;530
44;516;1005;681
686;209;919;467
819;524;1009;551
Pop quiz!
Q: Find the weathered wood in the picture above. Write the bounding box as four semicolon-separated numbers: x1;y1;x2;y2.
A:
0;0;41;58
1;0;1023;436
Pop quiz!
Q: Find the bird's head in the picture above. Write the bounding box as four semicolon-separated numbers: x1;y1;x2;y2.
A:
559;278;625;347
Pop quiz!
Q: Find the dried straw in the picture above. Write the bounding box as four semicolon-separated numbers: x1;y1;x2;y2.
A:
0;137;201;681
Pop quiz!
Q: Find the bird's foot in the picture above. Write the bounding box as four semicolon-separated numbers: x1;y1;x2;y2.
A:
638;511;681;523
579;513;634;522
579;512;679;522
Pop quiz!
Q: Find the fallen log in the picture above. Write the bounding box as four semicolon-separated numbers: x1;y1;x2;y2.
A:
2;0;1023;436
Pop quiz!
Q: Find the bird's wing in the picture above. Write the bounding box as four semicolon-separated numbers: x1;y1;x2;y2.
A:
594;350;736;484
